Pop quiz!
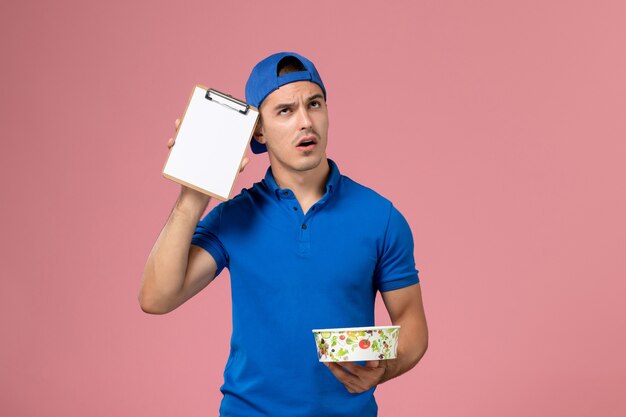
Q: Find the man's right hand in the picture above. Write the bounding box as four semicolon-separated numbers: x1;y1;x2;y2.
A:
167;118;251;205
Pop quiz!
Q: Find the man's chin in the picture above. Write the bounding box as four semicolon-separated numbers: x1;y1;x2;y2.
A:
267;149;327;173
294;155;325;172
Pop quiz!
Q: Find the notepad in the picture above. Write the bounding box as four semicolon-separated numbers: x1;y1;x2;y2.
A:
162;85;259;201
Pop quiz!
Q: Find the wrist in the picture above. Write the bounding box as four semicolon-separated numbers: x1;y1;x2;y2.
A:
175;188;211;219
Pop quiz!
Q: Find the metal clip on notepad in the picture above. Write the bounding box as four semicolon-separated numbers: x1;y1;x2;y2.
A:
205;88;250;115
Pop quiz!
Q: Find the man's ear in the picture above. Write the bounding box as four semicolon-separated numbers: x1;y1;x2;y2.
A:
254;119;265;144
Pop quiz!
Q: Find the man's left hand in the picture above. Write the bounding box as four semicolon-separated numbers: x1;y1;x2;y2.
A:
324;360;387;393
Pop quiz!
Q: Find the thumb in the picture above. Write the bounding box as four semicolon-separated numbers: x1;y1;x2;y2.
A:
365;360;380;368
239;156;250;173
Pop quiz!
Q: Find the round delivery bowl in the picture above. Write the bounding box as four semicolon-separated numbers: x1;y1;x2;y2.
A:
312;326;400;362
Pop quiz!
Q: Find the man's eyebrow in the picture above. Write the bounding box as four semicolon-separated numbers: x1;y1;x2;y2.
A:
272;101;295;111
272;94;324;111
307;93;324;102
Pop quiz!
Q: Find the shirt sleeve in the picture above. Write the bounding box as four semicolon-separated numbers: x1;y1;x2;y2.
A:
190;203;229;277
374;204;420;292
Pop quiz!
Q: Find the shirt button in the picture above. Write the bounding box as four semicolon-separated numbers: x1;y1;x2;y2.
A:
283;191;289;196
301;224;307;230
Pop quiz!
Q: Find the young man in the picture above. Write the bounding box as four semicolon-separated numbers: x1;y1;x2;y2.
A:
139;52;428;417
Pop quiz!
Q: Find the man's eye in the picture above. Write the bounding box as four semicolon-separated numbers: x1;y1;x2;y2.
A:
310;101;320;108
279;108;290;115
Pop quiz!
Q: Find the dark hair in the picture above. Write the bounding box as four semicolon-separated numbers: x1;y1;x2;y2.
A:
277;56;305;76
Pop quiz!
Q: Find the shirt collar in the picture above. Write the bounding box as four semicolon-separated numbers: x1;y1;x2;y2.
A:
263;158;341;200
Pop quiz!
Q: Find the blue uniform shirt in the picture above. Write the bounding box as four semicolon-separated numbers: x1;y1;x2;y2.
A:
191;159;419;417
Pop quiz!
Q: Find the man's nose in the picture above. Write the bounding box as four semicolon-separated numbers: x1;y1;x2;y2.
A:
296;106;313;130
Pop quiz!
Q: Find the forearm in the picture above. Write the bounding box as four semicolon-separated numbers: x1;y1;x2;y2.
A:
139;192;210;313
381;318;428;383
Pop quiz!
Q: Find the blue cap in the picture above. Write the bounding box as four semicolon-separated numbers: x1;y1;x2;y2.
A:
245;52;327;154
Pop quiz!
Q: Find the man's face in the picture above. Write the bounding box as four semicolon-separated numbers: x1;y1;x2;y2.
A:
255;81;329;173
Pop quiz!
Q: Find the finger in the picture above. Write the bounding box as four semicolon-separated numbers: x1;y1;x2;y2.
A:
325;362;359;386
344;381;361;394
341;361;384;377
341;373;370;394
365;360;381;368
175;118;181;131
167;137;175;148
342;361;383;388
239;156;250;173
326;363;363;393
338;361;364;377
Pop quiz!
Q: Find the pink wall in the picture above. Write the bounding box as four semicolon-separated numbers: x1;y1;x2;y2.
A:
2;1;625;416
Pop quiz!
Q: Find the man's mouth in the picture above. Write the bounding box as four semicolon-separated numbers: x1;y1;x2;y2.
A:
296;136;318;149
